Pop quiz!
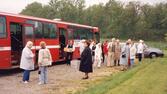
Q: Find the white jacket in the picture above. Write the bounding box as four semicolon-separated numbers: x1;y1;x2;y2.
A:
137;43;144;53
79;42;85;55
130;45;137;59
38;48;52;66
95;44;102;60
20;47;34;70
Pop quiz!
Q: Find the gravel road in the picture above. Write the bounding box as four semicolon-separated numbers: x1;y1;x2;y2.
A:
0;60;121;94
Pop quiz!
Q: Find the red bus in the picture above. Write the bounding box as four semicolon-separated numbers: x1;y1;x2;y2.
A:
0;12;100;69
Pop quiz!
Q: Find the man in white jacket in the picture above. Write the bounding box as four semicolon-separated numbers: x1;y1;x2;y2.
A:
79;39;86;55
94;43;102;68
137;40;144;62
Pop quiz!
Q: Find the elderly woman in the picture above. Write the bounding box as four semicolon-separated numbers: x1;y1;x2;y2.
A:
120;39;131;70
20;41;34;84
79;40;93;79
130;41;137;68
38;41;52;85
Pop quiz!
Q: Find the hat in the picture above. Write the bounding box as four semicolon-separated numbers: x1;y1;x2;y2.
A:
81;39;86;43
112;38;116;41
127;39;131;43
139;40;143;43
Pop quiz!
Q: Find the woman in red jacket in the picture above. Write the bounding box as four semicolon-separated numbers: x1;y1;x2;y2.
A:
103;40;108;65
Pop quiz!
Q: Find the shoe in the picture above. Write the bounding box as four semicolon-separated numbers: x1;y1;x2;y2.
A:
38;82;43;85
82;76;89;80
23;81;28;84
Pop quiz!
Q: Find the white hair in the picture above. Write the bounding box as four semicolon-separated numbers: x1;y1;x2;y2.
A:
139;40;144;43
112;38;116;41
26;41;33;48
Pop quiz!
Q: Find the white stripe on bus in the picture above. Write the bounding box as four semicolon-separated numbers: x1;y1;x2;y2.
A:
0;45;60;51
32;45;60;49
0;47;11;51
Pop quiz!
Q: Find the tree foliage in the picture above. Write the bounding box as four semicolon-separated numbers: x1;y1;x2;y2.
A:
20;0;167;41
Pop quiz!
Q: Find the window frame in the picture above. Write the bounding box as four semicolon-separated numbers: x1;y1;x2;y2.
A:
0;16;7;39
43;22;57;39
26;20;43;39
26;20;57;39
24;26;34;39
72;26;93;40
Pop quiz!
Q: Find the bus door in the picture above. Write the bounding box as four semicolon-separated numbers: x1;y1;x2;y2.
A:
10;22;24;66
59;28;68;59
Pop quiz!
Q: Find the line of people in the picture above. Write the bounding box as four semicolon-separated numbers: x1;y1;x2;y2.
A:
79;38;146;72
59;38;145;80
19;38;146;84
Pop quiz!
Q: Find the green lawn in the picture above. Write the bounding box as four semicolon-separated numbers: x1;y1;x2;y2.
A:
76;57;167;94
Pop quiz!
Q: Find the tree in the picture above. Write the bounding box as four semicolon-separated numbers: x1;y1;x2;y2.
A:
20;2;44;17
20;0;167;41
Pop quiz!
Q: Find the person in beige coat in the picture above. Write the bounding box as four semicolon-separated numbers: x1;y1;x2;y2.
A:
114;39;121;66
38;41;52;85
107;38;116;67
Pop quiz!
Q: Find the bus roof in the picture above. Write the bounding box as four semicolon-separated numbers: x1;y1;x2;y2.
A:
0;12;98;29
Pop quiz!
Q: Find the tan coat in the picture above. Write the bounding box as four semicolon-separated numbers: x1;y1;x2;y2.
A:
107;42;115;66
114;44;121;60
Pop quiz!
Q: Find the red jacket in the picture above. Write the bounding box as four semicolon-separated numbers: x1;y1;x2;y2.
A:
103;43;108;55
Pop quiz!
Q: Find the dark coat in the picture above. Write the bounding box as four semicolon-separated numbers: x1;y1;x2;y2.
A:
79;47;93;73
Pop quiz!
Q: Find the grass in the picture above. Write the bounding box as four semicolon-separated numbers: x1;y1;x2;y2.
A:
75;41;167;94
76;52;167;94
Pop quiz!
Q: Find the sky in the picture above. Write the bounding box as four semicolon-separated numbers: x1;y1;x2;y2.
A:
0;0;166;14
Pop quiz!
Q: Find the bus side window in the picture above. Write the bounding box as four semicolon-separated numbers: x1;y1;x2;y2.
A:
35;22;43;38
43;23;57;39
0;16;6;38
25;26;34;39
26;20;43;39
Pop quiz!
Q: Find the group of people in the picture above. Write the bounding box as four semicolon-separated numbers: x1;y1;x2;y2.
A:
19;38;146;84
20;41;52;84
78;38;146;79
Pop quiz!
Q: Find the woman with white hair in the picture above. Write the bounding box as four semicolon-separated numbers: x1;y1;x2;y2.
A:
20;41;34;83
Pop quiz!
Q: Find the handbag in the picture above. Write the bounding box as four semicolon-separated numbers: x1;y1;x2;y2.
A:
122;54;126;58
